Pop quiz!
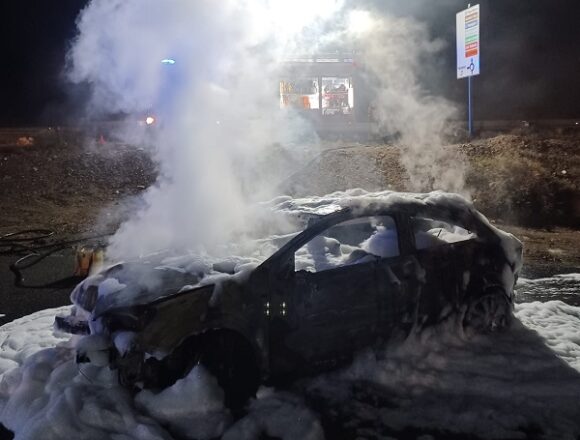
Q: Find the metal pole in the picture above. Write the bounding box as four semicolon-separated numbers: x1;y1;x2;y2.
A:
468;75;473;137
467;2;473;138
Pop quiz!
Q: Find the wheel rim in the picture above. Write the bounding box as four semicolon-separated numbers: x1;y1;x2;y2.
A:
464;293;511;333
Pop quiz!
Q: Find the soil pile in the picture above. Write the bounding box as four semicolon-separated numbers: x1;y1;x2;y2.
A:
284;132;580;228
464;134;579;227
0;128;578;270
0;130;156;237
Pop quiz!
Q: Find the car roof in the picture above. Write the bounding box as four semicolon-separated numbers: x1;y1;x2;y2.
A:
273;190;484;231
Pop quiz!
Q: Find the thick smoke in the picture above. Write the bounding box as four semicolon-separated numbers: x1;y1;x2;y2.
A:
342;9;466;193
67;0;465;260
68;0;336;258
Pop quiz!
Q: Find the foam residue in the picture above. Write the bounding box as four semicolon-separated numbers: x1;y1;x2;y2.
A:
1;280;580;438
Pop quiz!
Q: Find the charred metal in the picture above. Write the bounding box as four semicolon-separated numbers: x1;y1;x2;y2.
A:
55;196;523;409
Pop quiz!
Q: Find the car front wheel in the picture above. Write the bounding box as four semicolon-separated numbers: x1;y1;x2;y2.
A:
463;291;512;334
172;330;260;411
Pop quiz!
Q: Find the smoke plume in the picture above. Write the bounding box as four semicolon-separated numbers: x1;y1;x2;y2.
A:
342;8;465;193
67;0;466;259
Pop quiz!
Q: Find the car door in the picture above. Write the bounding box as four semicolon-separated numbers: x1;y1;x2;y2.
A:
356;214;421;336
268;215;383;375
409;215;479;325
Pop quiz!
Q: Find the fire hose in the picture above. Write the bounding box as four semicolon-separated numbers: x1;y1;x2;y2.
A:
0;229;112;289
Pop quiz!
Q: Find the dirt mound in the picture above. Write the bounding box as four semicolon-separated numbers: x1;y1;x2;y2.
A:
282;133;579;228
0;133;156;237
282;145;408;196
2;130;576;234
463;134;579;227
0;128;578;270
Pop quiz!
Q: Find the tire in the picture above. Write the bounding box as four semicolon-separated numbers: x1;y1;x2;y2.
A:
177;330;260;411
463;291;512;334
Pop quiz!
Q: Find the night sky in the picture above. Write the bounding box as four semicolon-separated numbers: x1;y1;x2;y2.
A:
0;0;578;126
0;1;89;126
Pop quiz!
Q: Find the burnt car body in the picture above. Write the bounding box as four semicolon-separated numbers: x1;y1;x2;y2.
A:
56;192;523;408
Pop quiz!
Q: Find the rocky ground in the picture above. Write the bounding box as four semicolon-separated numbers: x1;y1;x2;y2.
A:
0;128;156;238
0;127;579;274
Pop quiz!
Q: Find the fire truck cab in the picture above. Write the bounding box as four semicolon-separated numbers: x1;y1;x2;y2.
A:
279;53;376;139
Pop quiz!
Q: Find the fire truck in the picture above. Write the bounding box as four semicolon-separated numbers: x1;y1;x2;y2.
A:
138;54;377;140
279;53;375;138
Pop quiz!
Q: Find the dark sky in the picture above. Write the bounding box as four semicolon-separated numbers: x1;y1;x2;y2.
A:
0;0;579;126
433;0;580;120
0;1;89;126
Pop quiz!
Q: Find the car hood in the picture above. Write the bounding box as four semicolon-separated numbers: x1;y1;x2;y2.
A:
71;253;259;317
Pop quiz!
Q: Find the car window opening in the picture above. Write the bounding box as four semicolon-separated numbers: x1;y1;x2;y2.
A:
412;217;476;250
295;216;399;273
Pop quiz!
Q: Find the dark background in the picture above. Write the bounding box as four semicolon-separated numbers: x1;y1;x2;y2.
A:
0;1;89;126
0;0;578;126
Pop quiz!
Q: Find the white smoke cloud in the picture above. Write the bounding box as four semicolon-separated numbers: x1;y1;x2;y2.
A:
340;8;466;193
67;0;466;259
67;0;333;258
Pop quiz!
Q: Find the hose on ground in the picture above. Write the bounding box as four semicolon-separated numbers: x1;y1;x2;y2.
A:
1;229;113;289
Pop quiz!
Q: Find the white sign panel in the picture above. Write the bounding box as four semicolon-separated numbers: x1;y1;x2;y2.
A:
456;4;480;79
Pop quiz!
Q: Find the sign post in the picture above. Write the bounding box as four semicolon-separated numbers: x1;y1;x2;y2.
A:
456;4;480;137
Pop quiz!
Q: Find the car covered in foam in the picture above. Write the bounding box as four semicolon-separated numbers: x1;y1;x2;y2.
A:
55;190;523;409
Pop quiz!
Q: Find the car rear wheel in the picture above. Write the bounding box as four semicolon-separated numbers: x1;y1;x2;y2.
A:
463;291;512;333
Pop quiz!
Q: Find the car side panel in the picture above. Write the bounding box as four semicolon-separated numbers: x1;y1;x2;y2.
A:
375;255;424;334
269;261;379;376
413;240;479;324
138;287;214;354
138;283;264;360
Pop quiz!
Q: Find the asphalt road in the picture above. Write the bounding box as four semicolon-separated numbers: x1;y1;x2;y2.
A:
0;250;77;326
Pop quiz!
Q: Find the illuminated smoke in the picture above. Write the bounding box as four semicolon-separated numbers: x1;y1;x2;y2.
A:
67;0;343;258
67;0;465;259
342;8;466;194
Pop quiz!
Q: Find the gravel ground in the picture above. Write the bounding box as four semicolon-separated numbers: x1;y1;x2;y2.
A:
0;129;156;237
0;127;579;273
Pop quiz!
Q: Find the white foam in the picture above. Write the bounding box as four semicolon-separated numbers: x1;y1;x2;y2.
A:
1;293;579;438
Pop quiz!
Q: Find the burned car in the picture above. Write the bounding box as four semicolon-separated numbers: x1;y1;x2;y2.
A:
55;191;523;409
